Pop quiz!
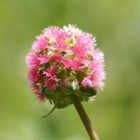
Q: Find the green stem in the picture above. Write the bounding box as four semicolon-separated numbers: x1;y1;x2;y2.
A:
70;94;100;140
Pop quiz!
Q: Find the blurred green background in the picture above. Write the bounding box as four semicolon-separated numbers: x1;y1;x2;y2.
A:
0;0;140;140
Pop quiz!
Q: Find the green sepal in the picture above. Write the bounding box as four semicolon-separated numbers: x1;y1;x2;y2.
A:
81;86;97;96
54;96;72;109
62;79;79;95
55;86;61;92
41;99;61;118
42;87;61;101
62;86;73;95
75;87;97;98
75;91;92;98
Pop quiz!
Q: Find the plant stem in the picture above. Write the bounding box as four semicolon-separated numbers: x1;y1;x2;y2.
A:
70;94;100;140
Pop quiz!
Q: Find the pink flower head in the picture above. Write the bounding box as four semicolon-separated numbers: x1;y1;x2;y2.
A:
26;52;40;68
63;24;82;36
62;58;73;69
26;24;106;104
71;59;85;70
51;54;62;65
27;68;38;81
32;35;48;51
90;72;105;91
43;26;59;40
30;82;40;91
34;91;45;102
38;54;50;64
81;76;94;87
44;79;57;90
43;67;59;82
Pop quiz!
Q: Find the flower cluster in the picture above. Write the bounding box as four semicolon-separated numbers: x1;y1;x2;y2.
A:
26;24;106;108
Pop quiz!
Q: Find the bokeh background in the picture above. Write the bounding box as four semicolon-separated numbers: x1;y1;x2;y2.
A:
0;0;140;140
